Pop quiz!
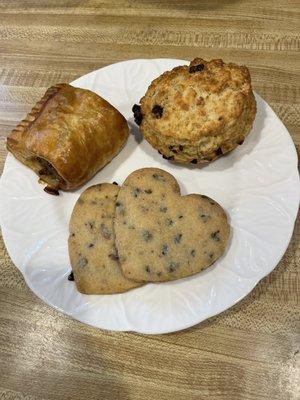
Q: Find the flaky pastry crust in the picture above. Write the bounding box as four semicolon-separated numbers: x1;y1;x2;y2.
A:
7;83;129;190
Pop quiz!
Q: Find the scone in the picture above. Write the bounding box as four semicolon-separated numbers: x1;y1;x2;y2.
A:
68;183;141;294
7;84;129;193
133;58;256;164
114;168;230;282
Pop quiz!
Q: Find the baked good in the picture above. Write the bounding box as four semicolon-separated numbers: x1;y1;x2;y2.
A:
7;83;129;192
68;183;141;294
114;168;230;282
133;58;256;164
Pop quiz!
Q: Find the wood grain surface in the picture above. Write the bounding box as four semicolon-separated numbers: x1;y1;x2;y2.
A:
0;1;299;399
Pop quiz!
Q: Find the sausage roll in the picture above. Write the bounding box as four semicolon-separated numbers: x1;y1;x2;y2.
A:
6;83;129;191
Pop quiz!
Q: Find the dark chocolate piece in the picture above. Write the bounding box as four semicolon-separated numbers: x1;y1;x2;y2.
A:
152;104;163;118
189;64;204;73
68;271;74;281
132;104;143;125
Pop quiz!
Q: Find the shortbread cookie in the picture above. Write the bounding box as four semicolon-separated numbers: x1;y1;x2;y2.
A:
68;183;141;294
133;58;256;164
114;168;230;282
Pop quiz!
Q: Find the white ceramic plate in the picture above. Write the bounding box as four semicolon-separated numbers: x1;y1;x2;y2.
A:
0;59;299;334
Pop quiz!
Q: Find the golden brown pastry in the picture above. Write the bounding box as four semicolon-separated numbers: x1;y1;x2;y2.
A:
7;83;129;192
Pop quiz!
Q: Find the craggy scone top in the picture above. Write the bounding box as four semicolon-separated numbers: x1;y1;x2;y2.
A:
134;58;256;164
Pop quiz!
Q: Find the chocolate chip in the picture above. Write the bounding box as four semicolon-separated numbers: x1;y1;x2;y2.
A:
145;265;151;273
179;145;184;151
160;206;168;213
189;64;204;73
209;252;215;259
133;187;141;197
116;201;125;215
200;214;211;222
191;159;198;164
88;243;94;248
152;104;163;118
85;221;95;230
161;244;169;255
162;154;174;160
109;253;119;261
178;215;183;219
132;104;143;125
168;261;179;273
77;257;88;268
216;147;223;156
166;218;174;226
238;140;244;145
174;233;182;244
191;249;196;257
142;230;153;241
71;233;75;237
44;186;59;196
211;231;220;242
218;116;223;121
152;173;166;182
145;189;152;194
113;181;118;185
68;271;74;281
169;145;178;154
100;223;111;240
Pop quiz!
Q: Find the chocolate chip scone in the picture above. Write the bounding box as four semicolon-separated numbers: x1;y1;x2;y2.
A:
68;183;141;294
114;168;230;282
133;58;256;164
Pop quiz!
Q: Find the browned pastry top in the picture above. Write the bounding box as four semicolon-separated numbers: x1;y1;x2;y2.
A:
7;83;129;190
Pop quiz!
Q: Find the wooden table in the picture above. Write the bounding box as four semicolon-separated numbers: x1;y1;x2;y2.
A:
0;1;299;399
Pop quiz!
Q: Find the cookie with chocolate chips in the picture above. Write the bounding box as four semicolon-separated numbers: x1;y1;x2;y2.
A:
114;168;230;282
133;58;256;165
68;183;142;294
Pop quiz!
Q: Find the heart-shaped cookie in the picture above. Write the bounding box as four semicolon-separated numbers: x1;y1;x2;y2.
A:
68;183;141;294
114;168;230;282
